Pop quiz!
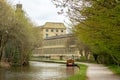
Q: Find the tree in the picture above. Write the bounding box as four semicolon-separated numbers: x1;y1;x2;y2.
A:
74;0;120;65
0;0;42;66
0;0;17;61
52;0;120;65
65;34;91;61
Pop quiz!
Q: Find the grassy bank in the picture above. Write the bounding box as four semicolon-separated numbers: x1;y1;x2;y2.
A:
66;64;88;80
107;65;120;75
30;57;66;64
31;57;88;80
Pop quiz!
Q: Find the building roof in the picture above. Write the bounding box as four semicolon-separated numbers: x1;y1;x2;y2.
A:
43;22;66;29
45;34;73;40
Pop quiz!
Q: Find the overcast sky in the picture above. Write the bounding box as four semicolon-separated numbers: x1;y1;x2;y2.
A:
7;0;70;26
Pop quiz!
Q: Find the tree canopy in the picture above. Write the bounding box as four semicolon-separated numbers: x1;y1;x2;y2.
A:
52;0;120;65
0;0;42;66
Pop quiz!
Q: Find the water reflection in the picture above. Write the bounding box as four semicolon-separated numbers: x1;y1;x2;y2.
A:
66;67;76;76
0;61;79;80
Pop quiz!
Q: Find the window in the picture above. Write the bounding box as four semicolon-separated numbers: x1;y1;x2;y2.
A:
46;34;48;38
56;29;58;32
61;30;64;32
51;29;54;32
46;29;48;32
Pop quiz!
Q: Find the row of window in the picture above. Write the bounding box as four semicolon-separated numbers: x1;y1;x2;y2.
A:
45;34;63;38
44;38;67;45
41;48;76;54
46;29;64;32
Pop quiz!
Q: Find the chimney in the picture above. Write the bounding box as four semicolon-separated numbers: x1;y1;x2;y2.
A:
16;4;22;9
16;4;23;12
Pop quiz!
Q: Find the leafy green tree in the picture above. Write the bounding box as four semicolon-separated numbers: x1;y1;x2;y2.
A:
0;0;42;66
0;0;16;61
66;34;91;61
52;0;120;65
74;0;120;65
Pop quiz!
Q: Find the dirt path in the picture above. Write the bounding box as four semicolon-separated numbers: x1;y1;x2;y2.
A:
78;62;120;80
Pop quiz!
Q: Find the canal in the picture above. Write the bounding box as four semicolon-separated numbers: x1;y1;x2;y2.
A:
0;61;79;80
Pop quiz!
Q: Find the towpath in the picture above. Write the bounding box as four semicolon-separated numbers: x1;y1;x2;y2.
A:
78;62;120;80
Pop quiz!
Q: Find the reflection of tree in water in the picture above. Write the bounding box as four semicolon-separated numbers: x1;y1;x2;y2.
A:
0;69;5;80
66;67;75;75
0;62;79;80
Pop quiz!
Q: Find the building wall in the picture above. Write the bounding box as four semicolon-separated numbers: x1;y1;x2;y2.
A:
33;22;81;60
41;22;66;39
33;34;80;60
42;28;66;39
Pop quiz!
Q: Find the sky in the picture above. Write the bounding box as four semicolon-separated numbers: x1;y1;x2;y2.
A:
7;0;70;26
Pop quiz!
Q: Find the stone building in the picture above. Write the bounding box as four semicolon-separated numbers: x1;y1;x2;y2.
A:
33;22;80;60
33;34;80;60
41;22;66;39
15;3;23;12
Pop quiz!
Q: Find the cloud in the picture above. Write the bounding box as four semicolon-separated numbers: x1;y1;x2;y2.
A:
8;0;70;26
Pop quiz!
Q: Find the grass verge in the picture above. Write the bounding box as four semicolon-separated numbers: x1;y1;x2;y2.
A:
107;65;120;75
30;57;66;64
31;57;88;80
65;64;88;80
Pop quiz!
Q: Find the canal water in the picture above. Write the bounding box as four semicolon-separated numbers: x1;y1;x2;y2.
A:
0;61;79;80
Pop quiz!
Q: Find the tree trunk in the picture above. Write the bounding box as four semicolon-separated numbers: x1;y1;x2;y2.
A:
0;47;3;61
93;53;99;63
79;49;83;56
84;50;89;61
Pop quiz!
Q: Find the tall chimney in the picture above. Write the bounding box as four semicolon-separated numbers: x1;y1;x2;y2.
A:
16;4;23;12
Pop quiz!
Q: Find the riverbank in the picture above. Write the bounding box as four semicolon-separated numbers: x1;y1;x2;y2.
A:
107;65;120;76
31;58;120;80
30;58;88;80
81;63;120;80
31;59;66;64
0;61;10;68
66;64;88;80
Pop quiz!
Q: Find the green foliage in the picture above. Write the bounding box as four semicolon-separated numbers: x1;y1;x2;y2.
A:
52;0;120;65
0;0;42;66
74;0;120;65
79;56;86;62
66;64;88;80
108;65;120;75
12;49;21;66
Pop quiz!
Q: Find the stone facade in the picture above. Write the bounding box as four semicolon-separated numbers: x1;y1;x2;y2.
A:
33;22;81;60
41;22;66;39
33;34;80;60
